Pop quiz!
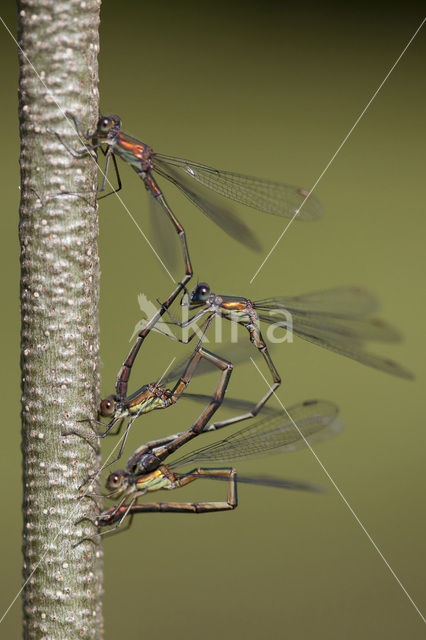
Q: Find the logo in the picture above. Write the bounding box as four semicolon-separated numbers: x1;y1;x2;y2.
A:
130;294;294;344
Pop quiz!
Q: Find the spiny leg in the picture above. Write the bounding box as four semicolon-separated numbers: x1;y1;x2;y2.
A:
169;341;227;401
95;510;135;540
103;486;149;522
114;192;195;399
67;112;89;139
78;146;120;198
77;498;138;543
98;469;236;527
106;500;237;515
175;347;234;437
162;321;282;436
54;113;123;197
116;345;259;477
73;147;122;198
91;413;140;477
202;381;280;434
61;416;124;455
107;174;196;400
79;414;139;489
62;415;106;437
114;275;194;401
200;324;281;435
154;296;215;330
247;323;281;384
97;149;123;199
79;415;124;441
160;304;211;328
53;131;104;158
152;310;214;345
152;349;233;462
97;345;231;482
179;467;237;510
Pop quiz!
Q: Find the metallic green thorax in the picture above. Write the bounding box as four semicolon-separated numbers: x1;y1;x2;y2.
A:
112;131;154;172
135;469;175;492
126;385;171;415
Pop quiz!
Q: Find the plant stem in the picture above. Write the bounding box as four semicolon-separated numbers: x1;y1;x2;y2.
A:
18;1;103;637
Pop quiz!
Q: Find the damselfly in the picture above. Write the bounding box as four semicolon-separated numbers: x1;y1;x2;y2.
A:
70;344;234;478
125;283;283;430
57;114;323;271
161;283;413;379
95;398;341;534
94;293;286;468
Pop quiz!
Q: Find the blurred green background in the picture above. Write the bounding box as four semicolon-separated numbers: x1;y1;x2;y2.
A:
1;2;425;638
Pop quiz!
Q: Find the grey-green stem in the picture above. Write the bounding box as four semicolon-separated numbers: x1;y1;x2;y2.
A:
18;1;103;637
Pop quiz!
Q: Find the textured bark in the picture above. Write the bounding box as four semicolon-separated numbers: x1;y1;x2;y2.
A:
18;1;103;638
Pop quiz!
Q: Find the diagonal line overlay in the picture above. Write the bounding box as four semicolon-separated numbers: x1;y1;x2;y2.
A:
250;17;426;283
250;357;426;625
0;15;174;282
0;349;178;624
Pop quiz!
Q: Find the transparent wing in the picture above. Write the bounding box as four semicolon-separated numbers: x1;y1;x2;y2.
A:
185;472;324;493
257;311;401;344
254;287;412;379
154;158;262;251
181;393;280;416
170;400;341;467
155;154;323;221
255;286;379;317
159;340;267;386
148;195;180;276
258;314;411;378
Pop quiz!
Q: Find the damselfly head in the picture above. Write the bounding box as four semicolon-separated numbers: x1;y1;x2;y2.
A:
96;115;121;137
191;282;210;304
105;470;127;494
99;394;117;417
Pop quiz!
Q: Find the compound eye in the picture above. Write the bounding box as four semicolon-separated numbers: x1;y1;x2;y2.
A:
106;471;123;489
98;116;112;132
99;395;116;417
197;282;210;300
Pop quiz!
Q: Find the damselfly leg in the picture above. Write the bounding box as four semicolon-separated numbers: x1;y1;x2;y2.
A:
56;113;324;275
80;346;233;485
92;398;340;536
55;114;193;280
154;283;282;428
